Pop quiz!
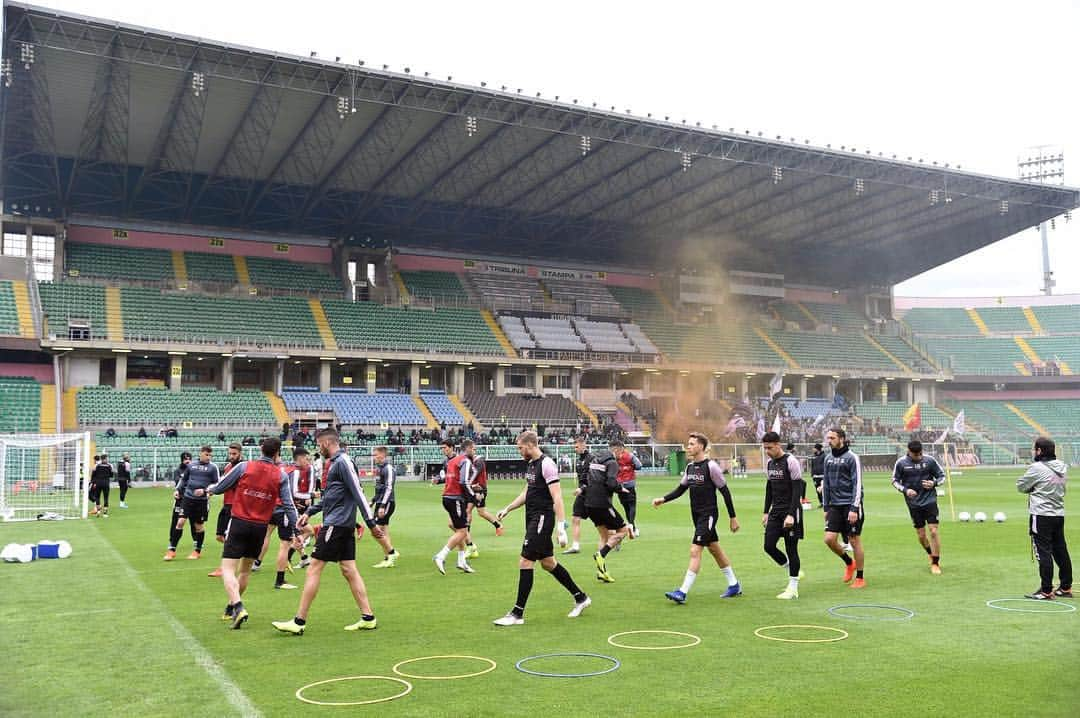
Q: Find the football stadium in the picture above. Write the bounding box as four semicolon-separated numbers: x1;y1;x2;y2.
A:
1;2;1079;716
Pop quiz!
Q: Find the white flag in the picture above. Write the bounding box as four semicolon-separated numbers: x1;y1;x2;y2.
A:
952;410;965;436
769;371;784;398
771;413;782;434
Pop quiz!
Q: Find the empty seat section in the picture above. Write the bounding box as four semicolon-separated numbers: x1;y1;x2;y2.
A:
463;393;580;426
1031;304;1080;334
978;306;1032;333
120;288;324;346
420;391;465;425
902;307;979;335
184;251;237;283
1027;337;1080;370
802;302;866;331
770;301;809;326
609;286;668;319
0;376;42;432
283;391;425;425
400;271;470;301
927;337;1027;374
621;323;659;354
0;281;20;335
38;282;109;338
573;319;636;353
522;317;585;352
873;335;937;372
542;279;622;314
498;315;535;349
773;330;896;371
65;243;173;281
468;274;546;309
322;301;503;354
245;256;342;293
77;386;275;426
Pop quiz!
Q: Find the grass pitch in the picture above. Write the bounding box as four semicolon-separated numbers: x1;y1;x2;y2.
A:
2;468;1077;717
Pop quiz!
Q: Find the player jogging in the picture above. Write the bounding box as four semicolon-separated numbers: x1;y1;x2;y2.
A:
208;443;243;578
611;440;642;537
370;446;401;568
822;428;866;589
205;437;298;629
163;452;192;560
564;436;592;554
432;439;476;574
891;440;945;574
174;446;219;560
582;445;629;583
463;438;505;552
761;432;806;599
272;429;383;635
653;432;741;604
492;431;591;626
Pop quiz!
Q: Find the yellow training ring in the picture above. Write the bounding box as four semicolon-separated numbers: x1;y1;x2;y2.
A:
607;630;702;650
392;655;497;680
295;675;413;706
754;624;849;643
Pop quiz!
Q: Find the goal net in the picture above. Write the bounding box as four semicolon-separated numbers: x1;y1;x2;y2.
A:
0;433;90;521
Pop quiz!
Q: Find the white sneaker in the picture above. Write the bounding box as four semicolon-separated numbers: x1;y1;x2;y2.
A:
493;612;524;626
433;555;446;575
456;562;475;574
842;543;853;553
567;596;592;618
119;502;128;509
776;587;799;600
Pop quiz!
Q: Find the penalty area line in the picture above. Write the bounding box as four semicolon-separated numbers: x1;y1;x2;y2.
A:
91;522;261;717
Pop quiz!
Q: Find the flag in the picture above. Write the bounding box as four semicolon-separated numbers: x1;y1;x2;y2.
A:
952;410;965;435
768;371;784;399
771;413;782;434
933;427;949;444
903;402;921;431
755;416;766;441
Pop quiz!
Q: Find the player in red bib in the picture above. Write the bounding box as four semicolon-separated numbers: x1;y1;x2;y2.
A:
208;443;243;578
432;439;476;575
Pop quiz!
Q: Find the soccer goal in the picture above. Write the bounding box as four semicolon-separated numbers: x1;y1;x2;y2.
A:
0;433;91;521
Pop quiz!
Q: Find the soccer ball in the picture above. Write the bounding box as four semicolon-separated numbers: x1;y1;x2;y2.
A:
958;511;971;522
974;511;987;523
993;512;1006;523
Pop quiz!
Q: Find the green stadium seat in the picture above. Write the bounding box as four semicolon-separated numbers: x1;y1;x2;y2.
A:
0;281;22;336
322;301;503;355
400;271;470;302
66;243;173;281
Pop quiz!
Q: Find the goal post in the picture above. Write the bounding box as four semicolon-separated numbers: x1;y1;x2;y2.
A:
0;432;91;521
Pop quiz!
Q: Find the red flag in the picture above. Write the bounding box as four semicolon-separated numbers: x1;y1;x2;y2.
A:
903;403;921;431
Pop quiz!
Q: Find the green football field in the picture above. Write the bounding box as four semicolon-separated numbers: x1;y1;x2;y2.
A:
2;468;1077;717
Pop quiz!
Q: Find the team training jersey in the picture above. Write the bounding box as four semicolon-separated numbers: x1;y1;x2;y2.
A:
442;454;473;499
822;447;863;509
764;453;805;517
307;449;375;528
575;449;593;491
285;463;316;502
177;460;220;500
584;450;620;509
219;460;239;505
116;460;131;482
525;455;560;516
891;454;944;508
209;457;297;525
663;459;737;517
91;461;114;486
468;455;488;490
616;451;642;485
374;460;395;506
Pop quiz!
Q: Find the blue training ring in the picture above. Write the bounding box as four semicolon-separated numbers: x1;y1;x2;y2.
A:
827;604;915;621
515;652;621;678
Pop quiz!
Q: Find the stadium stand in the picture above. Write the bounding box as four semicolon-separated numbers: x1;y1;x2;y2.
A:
399;270;471;302
0;281;22;336
977;306;1032;334
926;337;1027;374
498;315;535;350
769;330;895;371
802;302;867;331
323;301;504;355
183;251;237;283
872;335;937;372
542;279;623;315
622;323;659;354
608;285;669;319
572;319;637;354
245;256;342;294
0;376;41;432
283;390;426;425
902;307;979;335
1027;336;1080;372
77;386;275;426
38;282;109;339
65;243;173;281
120;288;324;346
770;301;810;327
420;391;466;425
1031;304;1080;334
466;274;545;309
463;393;580;426
522;316;586;352
853;401;954;429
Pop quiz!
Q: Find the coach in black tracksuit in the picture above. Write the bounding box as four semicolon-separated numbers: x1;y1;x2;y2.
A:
90;456;114;515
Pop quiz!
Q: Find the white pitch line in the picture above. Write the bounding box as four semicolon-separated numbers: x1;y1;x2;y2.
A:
54;607;118;618
91;523;261;717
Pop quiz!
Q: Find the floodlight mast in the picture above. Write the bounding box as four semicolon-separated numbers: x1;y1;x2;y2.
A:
1018;145;1065;295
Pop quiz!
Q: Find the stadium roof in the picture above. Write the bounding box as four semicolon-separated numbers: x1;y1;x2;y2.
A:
2;1;1077;288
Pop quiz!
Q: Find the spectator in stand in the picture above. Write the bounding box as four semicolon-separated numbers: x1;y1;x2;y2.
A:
137;426;147;439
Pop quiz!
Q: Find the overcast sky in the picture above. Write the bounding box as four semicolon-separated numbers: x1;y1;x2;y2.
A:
28;0;1080;297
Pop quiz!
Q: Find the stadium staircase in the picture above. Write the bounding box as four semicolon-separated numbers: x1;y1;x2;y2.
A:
233;255;251;285
614;399;651;434
572;399;599;428
11;281;36;338
1004;402;1049;436
265;392;290;425
38;384;56;433
1022;307;1045;335
965;308;991;336
863;334;912;373
307;299;338;351
794;301;819;324
752;326;800;369
62;388;78;431
104;286;125;341
481;309;518;357
448;394;482;431
1013;337;1042;365
411;396;440;429
171;251;188;284
392;270;411;303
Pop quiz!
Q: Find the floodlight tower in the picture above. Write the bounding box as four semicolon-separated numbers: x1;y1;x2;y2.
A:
1017;145;1065;295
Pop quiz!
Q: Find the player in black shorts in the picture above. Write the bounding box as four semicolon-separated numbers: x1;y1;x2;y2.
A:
822;428;866;588
653;432;741;604
370;446;401;568
174;446;220;560
462;439;504;559
564;436;592;555
891;440;946;574
163;452;192;561
208;443;243;578
581;446;629;583
761;432;806;599
492;431;591;626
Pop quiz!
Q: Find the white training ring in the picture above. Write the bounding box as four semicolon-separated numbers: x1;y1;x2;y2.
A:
295;675;413;706
607;629;702;650
392;655;497;680
986;598;1076;614
754;624;849;643
827;604;915;621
